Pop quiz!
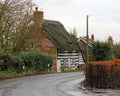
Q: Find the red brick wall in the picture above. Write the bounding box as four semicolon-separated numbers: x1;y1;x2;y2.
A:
21;10;57;71
21;24;57;71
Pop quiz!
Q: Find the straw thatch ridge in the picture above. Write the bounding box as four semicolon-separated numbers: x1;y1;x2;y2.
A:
42;19;83;52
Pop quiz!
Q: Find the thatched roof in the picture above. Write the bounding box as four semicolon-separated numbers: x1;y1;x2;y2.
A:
42;19;83;52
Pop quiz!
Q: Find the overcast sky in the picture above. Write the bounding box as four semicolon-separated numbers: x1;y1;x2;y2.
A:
33;0;120;43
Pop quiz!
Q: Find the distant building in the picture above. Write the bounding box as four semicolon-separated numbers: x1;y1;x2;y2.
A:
78;34;94;61
21;7;85;72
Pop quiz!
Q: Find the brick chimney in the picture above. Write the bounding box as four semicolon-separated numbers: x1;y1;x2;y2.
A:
34;7;44;26
108;36;113;45
91;34;94;41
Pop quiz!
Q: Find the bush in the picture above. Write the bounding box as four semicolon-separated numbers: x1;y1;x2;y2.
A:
85;60;120;89
0;52;53;73
92;41;112;61
113;43;120;59
19;52;53;72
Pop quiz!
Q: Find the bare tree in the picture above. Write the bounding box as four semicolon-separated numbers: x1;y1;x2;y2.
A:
0;0;34;53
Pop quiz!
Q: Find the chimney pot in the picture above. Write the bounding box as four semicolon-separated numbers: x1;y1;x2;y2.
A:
35;7;38;11
91;34;94;41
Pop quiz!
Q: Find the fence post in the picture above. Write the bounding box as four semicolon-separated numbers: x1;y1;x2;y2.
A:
22;63;25;75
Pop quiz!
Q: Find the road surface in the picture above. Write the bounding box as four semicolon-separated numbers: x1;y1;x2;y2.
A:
0;72;90;96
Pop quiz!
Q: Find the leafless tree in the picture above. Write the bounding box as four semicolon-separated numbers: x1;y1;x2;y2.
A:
0;0;34;53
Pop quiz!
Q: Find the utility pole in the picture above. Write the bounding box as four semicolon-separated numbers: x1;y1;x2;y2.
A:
86;15;89;64
85;15;89;86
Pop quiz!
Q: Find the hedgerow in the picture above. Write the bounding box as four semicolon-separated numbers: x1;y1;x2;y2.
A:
0;52;53;73
85;59;120;89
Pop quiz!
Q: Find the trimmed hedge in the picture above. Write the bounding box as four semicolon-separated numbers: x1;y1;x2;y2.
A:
0;52;53;73
85;60;120;89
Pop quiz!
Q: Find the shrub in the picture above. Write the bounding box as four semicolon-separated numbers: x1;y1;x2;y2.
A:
18;52;53;72
0;52;53;73
92;41;112;61
85;59;120;88
113;43;120;59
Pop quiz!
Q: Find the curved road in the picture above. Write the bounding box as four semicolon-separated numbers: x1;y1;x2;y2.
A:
0;72;87;96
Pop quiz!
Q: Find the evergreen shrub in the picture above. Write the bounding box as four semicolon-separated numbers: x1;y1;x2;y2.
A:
0;52;53;73
92;41;112;61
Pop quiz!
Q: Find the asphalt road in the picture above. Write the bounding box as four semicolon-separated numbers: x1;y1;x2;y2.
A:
0;72;86;96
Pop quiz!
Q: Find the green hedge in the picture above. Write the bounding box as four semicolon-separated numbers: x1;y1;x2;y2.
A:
92;41;112;61
0;52;53;73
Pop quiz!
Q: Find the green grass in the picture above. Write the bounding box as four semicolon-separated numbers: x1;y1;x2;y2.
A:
0;68;82;80
0;69;16;78
49;70;57;74
61;69;81;73
0;69;48;79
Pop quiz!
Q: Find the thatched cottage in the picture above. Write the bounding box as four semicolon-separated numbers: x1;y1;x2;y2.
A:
22;7;85;72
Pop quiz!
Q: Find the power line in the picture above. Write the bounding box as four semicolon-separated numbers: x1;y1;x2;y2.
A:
89;13;120;17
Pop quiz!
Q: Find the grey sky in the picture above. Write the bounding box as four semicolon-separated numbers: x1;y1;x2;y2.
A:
33;0;120;43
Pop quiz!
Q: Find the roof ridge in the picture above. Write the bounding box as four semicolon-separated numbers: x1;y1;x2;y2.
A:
43;19;61;25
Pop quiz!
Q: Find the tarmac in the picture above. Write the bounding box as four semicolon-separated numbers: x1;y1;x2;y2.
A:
77;81;120;96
